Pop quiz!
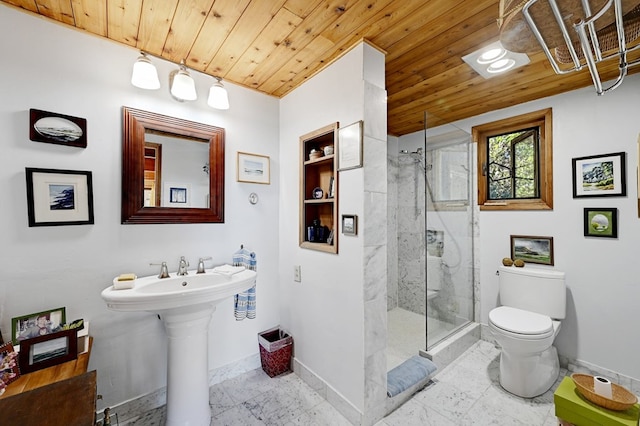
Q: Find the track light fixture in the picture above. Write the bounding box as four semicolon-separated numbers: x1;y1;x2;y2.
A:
130;53;230;110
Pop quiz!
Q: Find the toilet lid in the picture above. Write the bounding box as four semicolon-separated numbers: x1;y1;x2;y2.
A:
489;306;553;335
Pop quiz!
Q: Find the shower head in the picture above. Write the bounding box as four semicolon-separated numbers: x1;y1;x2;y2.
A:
399;147;424;157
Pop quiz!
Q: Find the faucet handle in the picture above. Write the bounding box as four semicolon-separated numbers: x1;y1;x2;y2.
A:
197;257;213;274
150;261;170;279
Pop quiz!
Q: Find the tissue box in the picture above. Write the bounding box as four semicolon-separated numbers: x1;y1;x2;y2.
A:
554;376;640;426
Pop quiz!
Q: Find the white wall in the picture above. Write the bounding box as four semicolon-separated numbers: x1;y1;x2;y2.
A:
279;45;368;412
411;75;640;381
0;5;281;409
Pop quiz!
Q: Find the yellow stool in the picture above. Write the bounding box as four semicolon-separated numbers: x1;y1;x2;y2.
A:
554;376;640;426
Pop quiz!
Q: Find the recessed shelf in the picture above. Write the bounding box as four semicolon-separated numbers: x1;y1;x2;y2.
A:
299;123;339;253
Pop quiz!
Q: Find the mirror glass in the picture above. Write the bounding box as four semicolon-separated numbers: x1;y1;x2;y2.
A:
143;131;210;208
122;107;225;224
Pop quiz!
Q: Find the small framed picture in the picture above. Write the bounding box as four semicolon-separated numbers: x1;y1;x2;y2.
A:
342;214;358;236
338;121;363;171
25;168;94;227
11;307;66;345
18;328;78;374
312;187;324;199
328;176;335;198
584;207;618;238
572;152;626;198
0;342;20;392
237;152;270;184
510;235;554;265
29;108;87;148
163;183;191;207
326;229;335;245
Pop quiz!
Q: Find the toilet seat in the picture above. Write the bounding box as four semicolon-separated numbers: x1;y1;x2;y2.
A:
489;306;553;339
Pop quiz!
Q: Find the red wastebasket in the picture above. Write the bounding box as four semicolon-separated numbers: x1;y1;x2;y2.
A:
258;327;293;377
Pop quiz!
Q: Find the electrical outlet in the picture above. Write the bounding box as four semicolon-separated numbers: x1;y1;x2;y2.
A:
294;265;301;282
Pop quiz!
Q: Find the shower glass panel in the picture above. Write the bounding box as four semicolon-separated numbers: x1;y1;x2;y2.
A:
387;114;475;369
424;120;474;350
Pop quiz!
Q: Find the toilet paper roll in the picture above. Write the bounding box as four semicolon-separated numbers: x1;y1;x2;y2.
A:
593;376;613;399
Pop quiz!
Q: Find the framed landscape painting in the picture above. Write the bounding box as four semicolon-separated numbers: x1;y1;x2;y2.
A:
572;152;626;198
584;207;618;238
29;108;87;148
510;235;554;265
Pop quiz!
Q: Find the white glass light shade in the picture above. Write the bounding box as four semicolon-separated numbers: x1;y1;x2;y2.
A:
170;67;197;101
207;80;229;110
131;54;160;90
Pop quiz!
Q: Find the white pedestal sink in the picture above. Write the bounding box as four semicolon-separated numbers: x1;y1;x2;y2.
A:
101;269;257;426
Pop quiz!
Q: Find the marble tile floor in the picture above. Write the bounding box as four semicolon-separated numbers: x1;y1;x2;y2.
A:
123;340;565;425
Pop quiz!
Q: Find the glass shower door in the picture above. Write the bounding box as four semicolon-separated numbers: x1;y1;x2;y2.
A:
424;127;475;350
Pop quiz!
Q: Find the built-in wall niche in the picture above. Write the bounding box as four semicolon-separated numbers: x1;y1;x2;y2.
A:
299;123;339;253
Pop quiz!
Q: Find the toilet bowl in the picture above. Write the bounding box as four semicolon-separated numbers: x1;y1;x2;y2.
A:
489;306;561;397
489;266;566;398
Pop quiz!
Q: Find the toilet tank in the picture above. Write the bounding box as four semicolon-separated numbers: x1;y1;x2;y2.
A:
427;255;443;291
498;266;566;319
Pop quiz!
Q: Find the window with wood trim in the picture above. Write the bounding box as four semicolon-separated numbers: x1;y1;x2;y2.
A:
472;108;553;210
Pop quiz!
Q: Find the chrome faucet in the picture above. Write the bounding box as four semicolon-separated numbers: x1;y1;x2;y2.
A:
197;257;212;274
177;256;189;276
150;261;170;279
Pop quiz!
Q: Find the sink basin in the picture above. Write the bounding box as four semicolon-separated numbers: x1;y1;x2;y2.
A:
101;269;257;312
101;268;256;426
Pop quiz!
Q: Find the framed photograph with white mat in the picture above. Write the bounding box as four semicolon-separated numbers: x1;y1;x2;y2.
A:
237;152;270;184
163;183;191;207
25;168;94;227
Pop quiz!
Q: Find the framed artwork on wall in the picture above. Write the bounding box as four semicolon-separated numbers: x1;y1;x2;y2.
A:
237;152;270;184
338;121;363;171
25;168;94;227
572;152;626;198
342;214;358;236
584;207;618;238
510;235;554;265
29;108;87;148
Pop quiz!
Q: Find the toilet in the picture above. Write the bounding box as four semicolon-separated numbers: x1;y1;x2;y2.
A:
426;255;443;300
488;265;566;398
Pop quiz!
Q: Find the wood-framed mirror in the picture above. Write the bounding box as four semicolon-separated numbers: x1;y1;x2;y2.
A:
121;107;225;224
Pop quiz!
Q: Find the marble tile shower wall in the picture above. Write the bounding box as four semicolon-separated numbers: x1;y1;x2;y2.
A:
397;155;427;315
394;151;475;325
386;150;399;311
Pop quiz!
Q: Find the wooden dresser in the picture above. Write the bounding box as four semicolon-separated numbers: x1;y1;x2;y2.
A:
0;338;96;426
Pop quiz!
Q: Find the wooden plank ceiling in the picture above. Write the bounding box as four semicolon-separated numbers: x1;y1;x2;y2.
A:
2;0;638;136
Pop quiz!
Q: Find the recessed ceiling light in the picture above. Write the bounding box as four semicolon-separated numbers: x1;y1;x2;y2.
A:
462;40;529;79
487;58;516;73
477;48;506;64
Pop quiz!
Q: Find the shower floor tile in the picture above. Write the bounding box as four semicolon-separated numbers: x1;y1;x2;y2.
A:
387;307;425;370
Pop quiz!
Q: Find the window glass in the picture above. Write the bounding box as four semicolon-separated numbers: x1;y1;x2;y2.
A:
488;128;538;199
472;108;552;210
